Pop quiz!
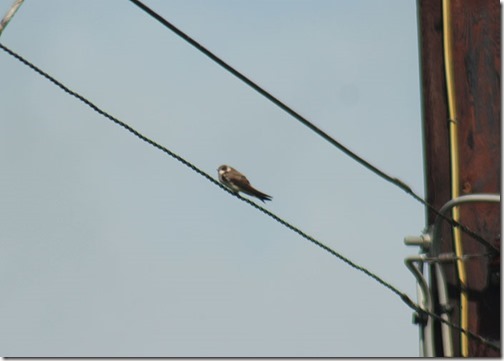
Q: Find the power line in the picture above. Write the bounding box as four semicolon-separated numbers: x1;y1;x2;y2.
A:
0;42;498;352
0;41;402;299
128;0;499;255
424;308;500;351
0;0;24;36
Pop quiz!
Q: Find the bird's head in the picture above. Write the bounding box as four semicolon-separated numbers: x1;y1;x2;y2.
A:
218;165;230;175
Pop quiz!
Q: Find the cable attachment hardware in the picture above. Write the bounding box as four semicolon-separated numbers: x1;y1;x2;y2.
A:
413;310;429;326
439;302;454;315
404;232;432;250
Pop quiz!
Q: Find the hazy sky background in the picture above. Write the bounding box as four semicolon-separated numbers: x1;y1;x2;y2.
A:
1;0;425;357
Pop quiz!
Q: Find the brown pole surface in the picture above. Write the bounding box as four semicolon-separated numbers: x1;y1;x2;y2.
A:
417;0;500;356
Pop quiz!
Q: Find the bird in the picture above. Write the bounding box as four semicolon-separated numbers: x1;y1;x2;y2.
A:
217;165;272;202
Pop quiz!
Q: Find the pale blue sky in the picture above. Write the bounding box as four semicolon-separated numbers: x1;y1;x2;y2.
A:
0;0;424;356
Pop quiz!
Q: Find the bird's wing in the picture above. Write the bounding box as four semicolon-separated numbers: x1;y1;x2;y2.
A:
222;169;272;202
225;171;251;188
230;174;272;200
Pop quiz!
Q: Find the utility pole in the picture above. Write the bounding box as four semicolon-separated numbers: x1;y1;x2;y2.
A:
417;0;500;357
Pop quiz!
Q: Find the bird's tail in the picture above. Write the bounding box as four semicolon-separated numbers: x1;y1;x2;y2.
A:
252;189;272;202
239;183;272;202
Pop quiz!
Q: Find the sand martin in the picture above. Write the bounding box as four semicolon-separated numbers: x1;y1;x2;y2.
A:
218;165;272;202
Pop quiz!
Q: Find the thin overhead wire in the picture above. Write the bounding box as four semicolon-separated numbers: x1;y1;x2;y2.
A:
0;42;499;352
0;0;24;36
128;0;499;254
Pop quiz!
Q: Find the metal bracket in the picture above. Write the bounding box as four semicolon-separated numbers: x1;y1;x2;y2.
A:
404;193;500;357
